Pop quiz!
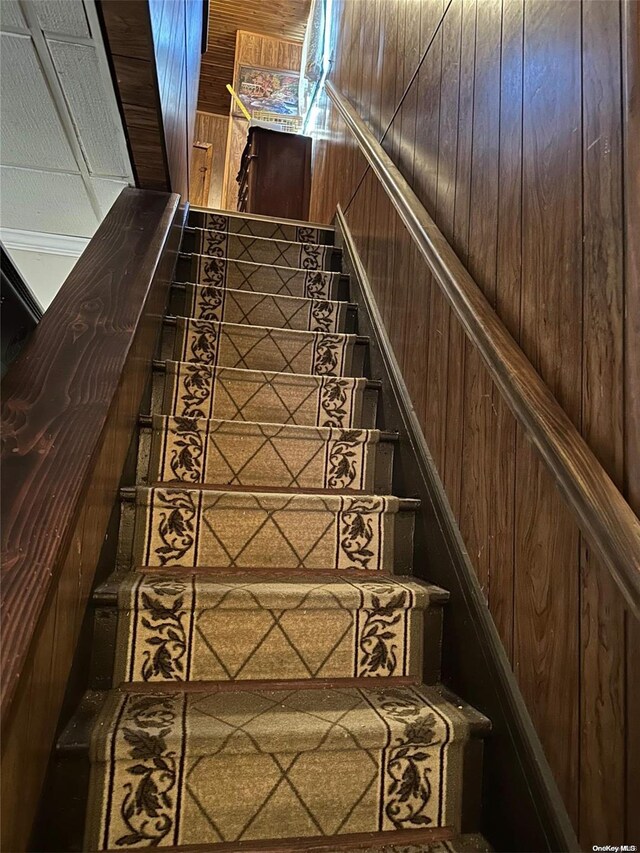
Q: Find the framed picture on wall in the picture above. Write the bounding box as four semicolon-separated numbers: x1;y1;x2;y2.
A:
234;65;300;116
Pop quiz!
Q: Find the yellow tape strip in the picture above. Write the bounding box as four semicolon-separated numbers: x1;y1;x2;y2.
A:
226;84;252;122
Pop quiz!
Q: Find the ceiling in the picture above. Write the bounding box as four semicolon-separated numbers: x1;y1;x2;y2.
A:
0;0;133;307
198;0;311;115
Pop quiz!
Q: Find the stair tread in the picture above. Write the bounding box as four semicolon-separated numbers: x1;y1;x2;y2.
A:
170;315;365;341
189;206;336;232
100;830;491;852
125;487;417;572
186;230;338;270
83;682;489;762
188;226;343;251
176;285;354;333
145;416;395;491
181;281;355;309
321;833;493;853
126;484;420;507
181;281;358;311
158;360;380;386
179;252;345;276
96;569;450;608
158;362;376;429
145;414;395;441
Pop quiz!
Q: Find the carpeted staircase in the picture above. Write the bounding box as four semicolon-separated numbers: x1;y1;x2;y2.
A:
60;209;492;852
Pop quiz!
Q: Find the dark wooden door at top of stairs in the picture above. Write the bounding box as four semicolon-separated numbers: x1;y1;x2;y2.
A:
57;208;492;853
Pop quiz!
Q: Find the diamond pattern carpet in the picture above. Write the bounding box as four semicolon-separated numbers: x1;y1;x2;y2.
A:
148;417;385;490
177;254;341;298
86;685;484;848
189;228;336;269
184;284;348;332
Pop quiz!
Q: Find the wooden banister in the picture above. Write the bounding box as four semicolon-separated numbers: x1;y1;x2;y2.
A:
0;188;181;726
326;79;640;619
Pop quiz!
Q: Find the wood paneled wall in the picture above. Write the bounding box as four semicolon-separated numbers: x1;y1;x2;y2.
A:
149;0;203;198
99;0;203;198
198;0;309;114
193;110;227;207
308;0;639;848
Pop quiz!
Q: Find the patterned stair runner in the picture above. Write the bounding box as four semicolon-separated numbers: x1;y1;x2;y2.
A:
181;283;351;331
182;227;339;269
176;253;342;298
189;209;334;244
170;317;359;375
160;362;373;426
85;684;488;849
60;208;491;852
145;417;393;491
122;487;418;572
102;572;448;683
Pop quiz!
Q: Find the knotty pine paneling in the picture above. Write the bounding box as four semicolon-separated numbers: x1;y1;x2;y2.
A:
307;1;638;848
197;0;309;115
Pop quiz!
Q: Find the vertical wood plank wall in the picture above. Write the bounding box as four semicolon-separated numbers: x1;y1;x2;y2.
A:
149;0;203;198
308;0;638;847
193;111;227;207
99;0;203;198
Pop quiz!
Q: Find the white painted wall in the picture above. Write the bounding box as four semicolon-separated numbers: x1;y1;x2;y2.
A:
0;0;134;308
5;248;76;310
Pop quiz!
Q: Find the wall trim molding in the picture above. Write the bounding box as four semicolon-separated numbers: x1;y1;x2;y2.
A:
0;228;90;258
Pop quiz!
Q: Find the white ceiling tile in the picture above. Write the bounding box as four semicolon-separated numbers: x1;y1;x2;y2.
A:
0;32;78;171
0;166;99;236
0;1;29;31
48;39;130;177
31;0;91;38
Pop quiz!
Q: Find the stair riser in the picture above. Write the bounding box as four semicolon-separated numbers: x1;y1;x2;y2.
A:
84;688;480;849
107;578;439;684
169;284;356;334
152;366;379;429
93;606;443;691
160;320;364;378
117;491;416;573
165;320;354;374
188;211;334;245
175;255;345;300
140;423;394;492
182;230;341;270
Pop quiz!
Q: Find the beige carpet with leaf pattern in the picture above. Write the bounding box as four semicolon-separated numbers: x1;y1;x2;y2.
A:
73;209;492;851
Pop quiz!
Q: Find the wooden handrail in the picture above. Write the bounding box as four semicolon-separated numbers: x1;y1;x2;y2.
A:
326;79;640;619
0;188;181;725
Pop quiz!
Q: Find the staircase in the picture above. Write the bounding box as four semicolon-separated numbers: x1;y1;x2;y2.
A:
58;209;492;852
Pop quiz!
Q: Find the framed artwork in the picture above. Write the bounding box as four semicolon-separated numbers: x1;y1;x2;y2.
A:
234;66;300;117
